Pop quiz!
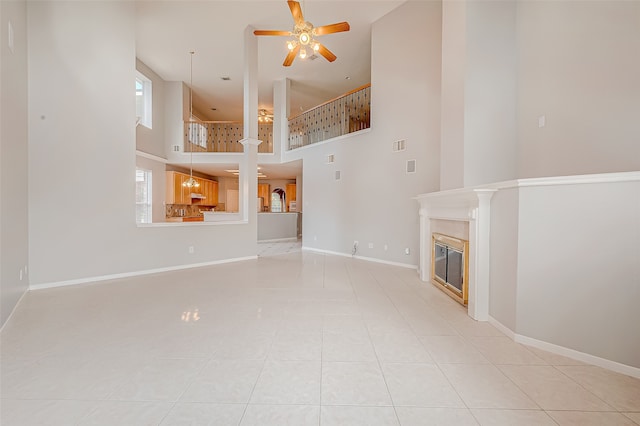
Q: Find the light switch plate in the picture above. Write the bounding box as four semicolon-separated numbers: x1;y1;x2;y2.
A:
8;21;14;53
538;115;546;128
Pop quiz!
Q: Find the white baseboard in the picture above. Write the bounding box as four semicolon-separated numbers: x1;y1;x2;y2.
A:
0;289;29;332
515;334;640;379
488;315;640;379
302;246;417;270
487;315;516;339
29;256;258;291
258;237;298;243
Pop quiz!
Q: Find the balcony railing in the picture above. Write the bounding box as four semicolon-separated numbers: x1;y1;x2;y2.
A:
184;121;273;153
288;84;370;150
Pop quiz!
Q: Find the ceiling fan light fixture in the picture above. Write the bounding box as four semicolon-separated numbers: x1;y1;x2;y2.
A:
299;32;310;45
299;47;307;59
287;40;296;50
313;42;320;51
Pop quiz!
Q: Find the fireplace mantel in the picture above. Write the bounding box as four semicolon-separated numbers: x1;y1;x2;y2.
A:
415;188;496;321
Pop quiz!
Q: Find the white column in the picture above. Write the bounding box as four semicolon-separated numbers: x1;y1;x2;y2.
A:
243;25;258;140
240;138;262;222
418;207;431;282
241;25;260;224
469;189;496;320
273;78;290;161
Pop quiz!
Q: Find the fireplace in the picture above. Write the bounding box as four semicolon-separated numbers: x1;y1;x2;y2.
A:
432;233;469;305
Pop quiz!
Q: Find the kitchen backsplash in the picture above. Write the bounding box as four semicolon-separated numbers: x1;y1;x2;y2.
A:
166;204;216;218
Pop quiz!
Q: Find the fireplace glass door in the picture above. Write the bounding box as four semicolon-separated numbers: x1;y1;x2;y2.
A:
432;234;468;305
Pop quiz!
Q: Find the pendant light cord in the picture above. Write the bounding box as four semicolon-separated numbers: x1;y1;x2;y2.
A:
188;51;195;184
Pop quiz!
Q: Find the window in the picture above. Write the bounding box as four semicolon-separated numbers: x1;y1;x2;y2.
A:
136;71;152;129
136;168;152;223
271;188;286;213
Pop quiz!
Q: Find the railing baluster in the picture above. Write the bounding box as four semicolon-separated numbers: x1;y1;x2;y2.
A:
285;84;370;151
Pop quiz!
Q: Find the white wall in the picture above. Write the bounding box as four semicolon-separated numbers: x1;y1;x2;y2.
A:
285;1;442;265
463;0;517;187
515;180;640;368
439;0;465;191
27;1;256;287
488;188;519;331
135;59;165;158
440;0;517;190
1;0;29;326
517;1;640;178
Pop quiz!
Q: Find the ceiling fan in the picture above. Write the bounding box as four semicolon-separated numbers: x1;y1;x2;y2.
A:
254;0;350;67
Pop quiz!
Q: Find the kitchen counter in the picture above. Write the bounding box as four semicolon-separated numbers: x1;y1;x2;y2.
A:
166;216;203;222
203;211;242;222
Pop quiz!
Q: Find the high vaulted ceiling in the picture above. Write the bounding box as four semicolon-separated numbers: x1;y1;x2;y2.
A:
135;0;404;122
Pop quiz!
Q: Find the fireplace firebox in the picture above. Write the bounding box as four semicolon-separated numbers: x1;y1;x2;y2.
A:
432;233;469;305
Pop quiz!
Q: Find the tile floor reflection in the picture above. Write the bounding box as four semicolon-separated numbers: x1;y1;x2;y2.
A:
1;251;639;425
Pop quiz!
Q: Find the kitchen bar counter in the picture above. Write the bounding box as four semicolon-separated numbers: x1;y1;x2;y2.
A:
258;212;299;241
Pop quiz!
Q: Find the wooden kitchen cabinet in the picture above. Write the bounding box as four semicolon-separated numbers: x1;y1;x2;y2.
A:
166;171;218;206
258;183;270;211
285;183;296;212
201;179;218;206
166;171;190;205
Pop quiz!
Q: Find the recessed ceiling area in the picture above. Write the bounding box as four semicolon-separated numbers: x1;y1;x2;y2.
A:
135;0;404;121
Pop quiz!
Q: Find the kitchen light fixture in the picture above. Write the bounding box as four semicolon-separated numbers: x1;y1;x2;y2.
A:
258;109;273;123
183;50;200;189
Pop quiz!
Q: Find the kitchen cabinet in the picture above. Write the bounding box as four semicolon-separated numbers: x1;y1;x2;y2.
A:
166;171;190;205
285;183;296;212
258;183;270;211
201;179;219;206
166;171;218;206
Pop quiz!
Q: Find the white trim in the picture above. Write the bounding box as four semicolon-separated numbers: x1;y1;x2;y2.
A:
286;128;371;154
302;246;417;269
135;150;168;163
515;334;640;379
29;256;258;291
0;289;29;332
137;220;248;228
487;315;516;339
416;171;640;201
488;315;639;378
259;237;298;243
515;171;640;188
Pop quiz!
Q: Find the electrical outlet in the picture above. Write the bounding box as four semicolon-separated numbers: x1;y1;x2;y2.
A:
368;242;374;249
188;246;195;254
405;247;410;255
352;241;359;255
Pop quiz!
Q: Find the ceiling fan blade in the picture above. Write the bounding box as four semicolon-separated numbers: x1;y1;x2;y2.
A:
288;1;304;26
254;30;292;36
317;44;337;62
283;45;301;67
314;22;350;36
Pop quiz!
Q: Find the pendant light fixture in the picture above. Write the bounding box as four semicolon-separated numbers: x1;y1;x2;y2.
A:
183;50;200;189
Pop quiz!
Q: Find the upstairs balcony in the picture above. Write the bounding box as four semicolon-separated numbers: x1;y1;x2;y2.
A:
182;83;370;154
184;121;274;153
288;84;370;150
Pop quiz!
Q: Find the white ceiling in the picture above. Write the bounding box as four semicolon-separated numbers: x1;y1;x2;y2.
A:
174;159;304;181
135;0;404;121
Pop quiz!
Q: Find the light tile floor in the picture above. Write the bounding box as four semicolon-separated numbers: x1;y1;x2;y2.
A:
257;239;302;257
1;251;639;425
